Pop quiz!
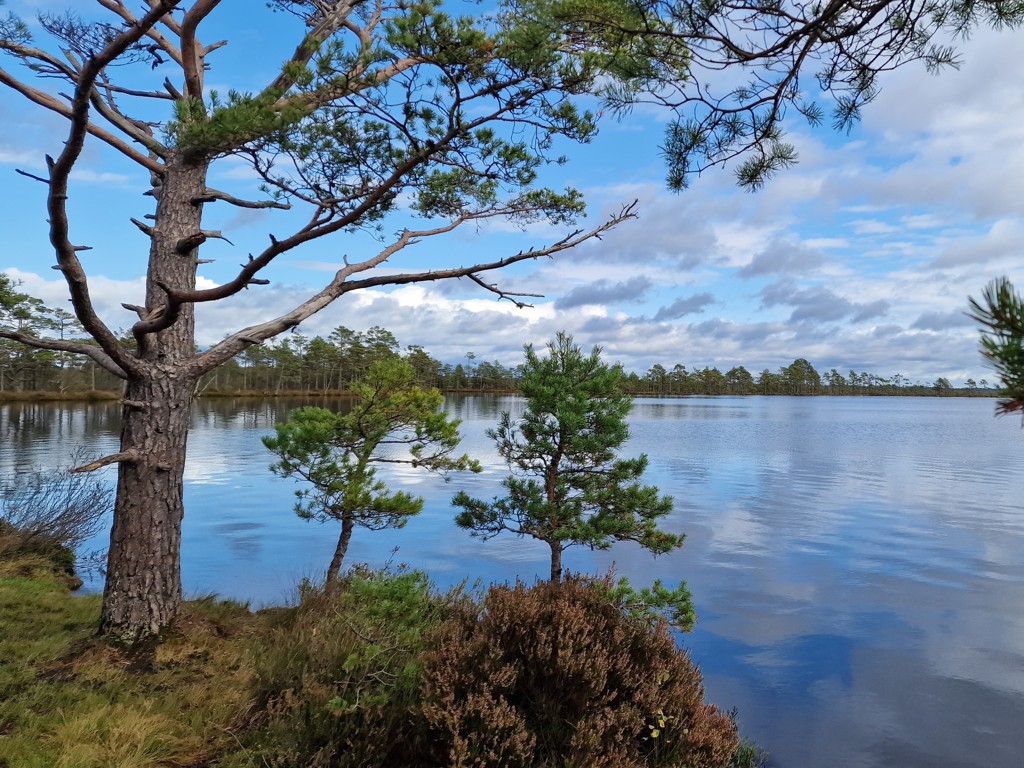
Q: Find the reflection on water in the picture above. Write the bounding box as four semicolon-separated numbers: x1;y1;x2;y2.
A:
0;401;122;474
2;395;1022;768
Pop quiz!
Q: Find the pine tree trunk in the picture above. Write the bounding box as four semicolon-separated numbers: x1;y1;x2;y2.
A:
99;155;206;641
325;515;355;591
549;541;563;582
99;371;194;640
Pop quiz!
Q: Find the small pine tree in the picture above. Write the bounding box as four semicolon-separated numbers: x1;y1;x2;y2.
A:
265;359;479;588
453;332;682;581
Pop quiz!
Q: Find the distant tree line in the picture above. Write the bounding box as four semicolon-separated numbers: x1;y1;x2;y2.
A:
199;326;523;395
625;358;988;397
0;277;992;399
0;274;119;394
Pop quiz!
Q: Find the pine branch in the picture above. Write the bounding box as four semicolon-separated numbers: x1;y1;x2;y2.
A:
192;201;638;375
42;0;179;375
0;329;127;379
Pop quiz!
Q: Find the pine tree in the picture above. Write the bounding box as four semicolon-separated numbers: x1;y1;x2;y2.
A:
454;332;681;581
264;359;479;589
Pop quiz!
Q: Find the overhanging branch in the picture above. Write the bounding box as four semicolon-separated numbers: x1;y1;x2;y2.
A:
42;0;178;376
0;330;128;379
192;201;638;375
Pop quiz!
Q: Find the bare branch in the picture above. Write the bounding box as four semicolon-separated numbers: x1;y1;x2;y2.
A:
163;77;182;99
466;273;544;309
71;451;139;474
130;282;181;343
195;188;291;210
0;329;127;379
15;168;49;184
130;218;154;237
95;0;185;69
0;38;167;157
181;0;220;99
193;201;638;374
175;233;206;254
174;229;232;254
132;145;451;341
43;0;178;374
147;0;183;36
95;82;177;101
0;67;163;172
88;83;167;155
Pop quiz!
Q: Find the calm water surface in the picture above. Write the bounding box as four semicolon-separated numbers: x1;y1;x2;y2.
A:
2;395;1022;768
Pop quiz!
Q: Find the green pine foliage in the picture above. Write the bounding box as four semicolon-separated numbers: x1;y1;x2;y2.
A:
453;332;683;582
264;358;480;586
969;277;1024;415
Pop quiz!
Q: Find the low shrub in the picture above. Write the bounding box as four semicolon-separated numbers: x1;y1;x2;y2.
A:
237;572;754;768
0;462;111;580
420;575;740;768
243;568;461;767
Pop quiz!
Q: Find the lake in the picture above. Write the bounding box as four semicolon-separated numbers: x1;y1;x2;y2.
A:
2;395;1022;767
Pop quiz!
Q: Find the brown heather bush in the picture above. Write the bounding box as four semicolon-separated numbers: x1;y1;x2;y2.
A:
236;572;751;767
420;575;740;768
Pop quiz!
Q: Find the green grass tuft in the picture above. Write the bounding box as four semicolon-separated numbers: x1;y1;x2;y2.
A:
0;561;260;767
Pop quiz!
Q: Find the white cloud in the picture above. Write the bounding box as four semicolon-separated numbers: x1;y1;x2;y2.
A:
70;170;134;186
0;147;39;166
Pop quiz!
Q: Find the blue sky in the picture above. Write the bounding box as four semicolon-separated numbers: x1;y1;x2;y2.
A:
2;1;1023;385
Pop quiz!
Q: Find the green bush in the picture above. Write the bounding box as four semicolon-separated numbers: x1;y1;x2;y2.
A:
420;575;740;768
244;569;459;767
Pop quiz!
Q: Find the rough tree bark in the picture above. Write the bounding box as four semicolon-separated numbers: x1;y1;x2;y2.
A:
549;541;563;583
98;155;206;638
100;371;194;637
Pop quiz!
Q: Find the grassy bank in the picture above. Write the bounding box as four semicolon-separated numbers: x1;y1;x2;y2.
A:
0;555;764;768
0;555;260;767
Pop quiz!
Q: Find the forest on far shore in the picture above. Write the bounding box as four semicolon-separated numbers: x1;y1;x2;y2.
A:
0;318;990;400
